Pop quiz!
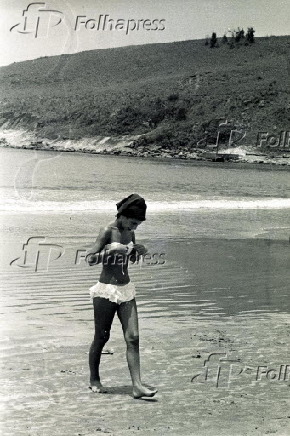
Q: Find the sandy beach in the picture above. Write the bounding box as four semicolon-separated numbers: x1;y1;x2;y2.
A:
1;237;290;436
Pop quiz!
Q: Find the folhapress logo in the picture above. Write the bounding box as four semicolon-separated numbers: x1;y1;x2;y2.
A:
10;237;65;272
10;3;166;38
10;2;64;38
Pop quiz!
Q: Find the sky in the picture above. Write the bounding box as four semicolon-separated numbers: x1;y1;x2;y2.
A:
0;0;290;66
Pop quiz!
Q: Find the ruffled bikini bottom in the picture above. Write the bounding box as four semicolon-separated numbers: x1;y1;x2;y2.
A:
89;281;136;304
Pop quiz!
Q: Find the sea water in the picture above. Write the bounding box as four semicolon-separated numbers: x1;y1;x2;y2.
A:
0;148;290;320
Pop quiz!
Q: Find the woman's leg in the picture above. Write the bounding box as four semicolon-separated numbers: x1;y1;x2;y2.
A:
117;299;157;398
89;297;117;392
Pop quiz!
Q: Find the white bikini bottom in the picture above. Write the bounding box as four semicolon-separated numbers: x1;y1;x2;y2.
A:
89;281;136;304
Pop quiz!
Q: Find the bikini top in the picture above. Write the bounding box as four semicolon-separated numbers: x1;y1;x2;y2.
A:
105;241;134;254
105;226;134;255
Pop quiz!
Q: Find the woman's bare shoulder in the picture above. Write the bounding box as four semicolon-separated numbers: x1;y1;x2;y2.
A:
102;222;118;235
95;225;112;241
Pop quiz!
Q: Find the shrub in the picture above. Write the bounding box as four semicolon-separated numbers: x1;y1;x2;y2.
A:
246;27;255;44
210;32;218;48
168;93;179;102
235;28;245;43
175;107;187;121
222;34;228;44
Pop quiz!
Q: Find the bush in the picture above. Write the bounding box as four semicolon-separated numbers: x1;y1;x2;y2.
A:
246;27;255;44
168;93;179;102
235;28;245;43
175;107;187;121
222;34;228;44
210;32;218;48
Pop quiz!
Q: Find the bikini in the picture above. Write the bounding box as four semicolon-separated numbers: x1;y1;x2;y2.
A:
89;227;136;304
105;241;134;255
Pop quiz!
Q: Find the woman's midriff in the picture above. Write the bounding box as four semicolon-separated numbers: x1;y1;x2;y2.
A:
98;249;131;284
99;264;130;285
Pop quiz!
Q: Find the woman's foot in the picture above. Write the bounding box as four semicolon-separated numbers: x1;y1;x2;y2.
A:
89;380;107;393
133;384;158;399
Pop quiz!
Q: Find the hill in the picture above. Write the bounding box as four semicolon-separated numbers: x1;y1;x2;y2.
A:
0;36;290;155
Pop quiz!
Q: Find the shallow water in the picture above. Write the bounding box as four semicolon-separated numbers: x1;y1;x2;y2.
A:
1;148;290;322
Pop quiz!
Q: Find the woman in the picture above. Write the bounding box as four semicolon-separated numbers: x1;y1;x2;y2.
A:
85;193;157;399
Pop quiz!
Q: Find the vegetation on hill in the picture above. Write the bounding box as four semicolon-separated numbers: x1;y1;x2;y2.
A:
208;27;255;49
0;36;289;154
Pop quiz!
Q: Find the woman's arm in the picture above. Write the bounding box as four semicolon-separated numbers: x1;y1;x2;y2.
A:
85;227;110;266
129;232;148;263
133;232;148;255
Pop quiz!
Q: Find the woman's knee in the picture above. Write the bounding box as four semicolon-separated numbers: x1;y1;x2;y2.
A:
94;328;111;345
125;332;139;347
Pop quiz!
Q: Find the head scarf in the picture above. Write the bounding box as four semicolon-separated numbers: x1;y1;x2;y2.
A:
116;193;147;221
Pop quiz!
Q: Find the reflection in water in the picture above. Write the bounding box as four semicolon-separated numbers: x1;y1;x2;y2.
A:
1;238;289;325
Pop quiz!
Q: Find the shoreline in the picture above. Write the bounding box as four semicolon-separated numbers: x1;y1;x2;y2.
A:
1;128;290;168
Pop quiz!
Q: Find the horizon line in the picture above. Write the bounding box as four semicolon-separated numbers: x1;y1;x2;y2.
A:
1;33;290;68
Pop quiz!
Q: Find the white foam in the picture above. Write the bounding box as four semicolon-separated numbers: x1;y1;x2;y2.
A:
1;198;290;214
148;198;290;211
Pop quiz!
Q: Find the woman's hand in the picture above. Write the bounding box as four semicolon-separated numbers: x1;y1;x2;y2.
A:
85;253;99;266
106;242;128;254
133;244;148;256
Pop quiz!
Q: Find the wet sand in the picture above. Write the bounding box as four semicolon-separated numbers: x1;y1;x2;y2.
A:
1;238;290;435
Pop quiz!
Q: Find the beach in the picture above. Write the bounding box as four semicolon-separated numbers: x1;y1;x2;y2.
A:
1;148;290;435
1;238;290;435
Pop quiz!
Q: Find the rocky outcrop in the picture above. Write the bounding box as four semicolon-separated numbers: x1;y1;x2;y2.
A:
0;128;289;166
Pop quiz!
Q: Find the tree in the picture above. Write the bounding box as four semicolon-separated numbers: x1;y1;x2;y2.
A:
235;27;245;43
246;27;255;43
210;32;218;48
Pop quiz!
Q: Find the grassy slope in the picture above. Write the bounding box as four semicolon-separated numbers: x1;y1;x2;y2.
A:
0;36;289;151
